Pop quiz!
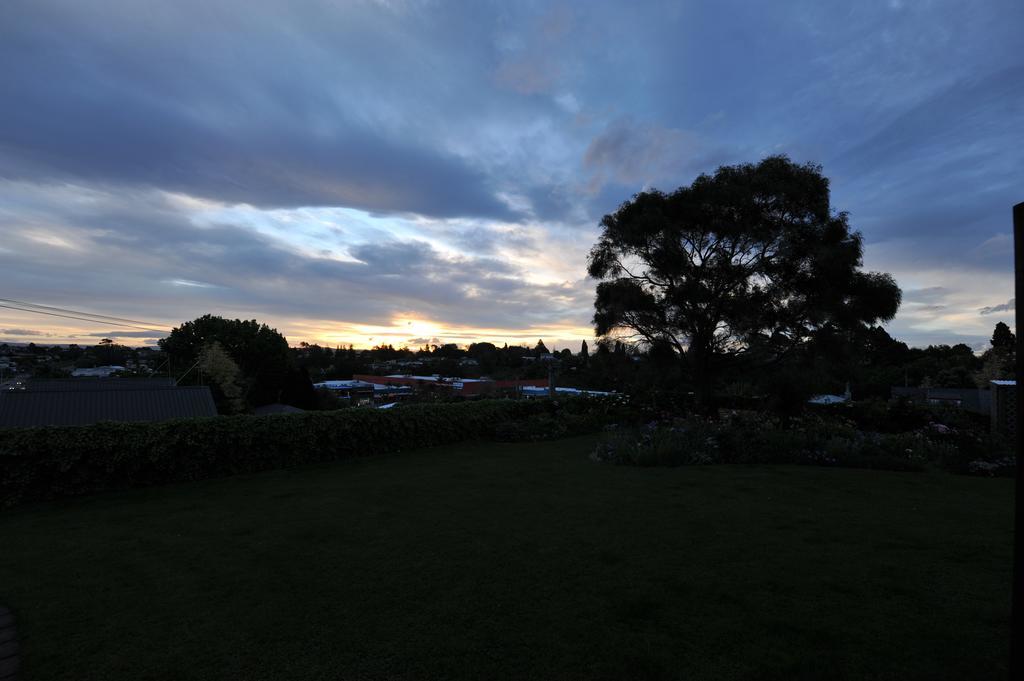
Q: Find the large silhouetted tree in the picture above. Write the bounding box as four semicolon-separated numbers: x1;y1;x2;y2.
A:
160;315;293;406
587;156;901;414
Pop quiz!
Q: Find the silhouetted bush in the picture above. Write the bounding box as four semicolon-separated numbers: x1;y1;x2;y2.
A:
0;397;645;507
491;395;641;442
493;413;598;442
835;397;988;434
591;413;935;472
0;400;544;507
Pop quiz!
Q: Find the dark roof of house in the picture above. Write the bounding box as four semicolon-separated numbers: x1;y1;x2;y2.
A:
21;378;178;391
0;386;218;428
891;386;925;396
926;388;973;400
252;403;305;415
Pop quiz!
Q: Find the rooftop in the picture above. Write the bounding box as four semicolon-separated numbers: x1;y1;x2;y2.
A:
0;385;217;428
20;378;177;392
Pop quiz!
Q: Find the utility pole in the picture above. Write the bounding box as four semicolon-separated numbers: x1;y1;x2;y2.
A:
1011;200;1024;680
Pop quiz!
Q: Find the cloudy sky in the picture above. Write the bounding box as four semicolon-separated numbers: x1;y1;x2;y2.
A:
1;0;1021;350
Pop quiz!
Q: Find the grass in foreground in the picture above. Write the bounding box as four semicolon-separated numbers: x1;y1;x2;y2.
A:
0;436;1013;680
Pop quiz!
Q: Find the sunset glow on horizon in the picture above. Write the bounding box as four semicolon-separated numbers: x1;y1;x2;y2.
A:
0;303;598;351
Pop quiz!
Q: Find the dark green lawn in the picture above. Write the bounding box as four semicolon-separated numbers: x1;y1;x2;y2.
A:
0;436;1013;680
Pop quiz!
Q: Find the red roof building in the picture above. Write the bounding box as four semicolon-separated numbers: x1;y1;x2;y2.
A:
352;375;547;397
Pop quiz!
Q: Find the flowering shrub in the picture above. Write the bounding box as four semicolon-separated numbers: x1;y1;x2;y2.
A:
967;457;1016;476
591;420;719;466
592;413;933;472
494;395;643;442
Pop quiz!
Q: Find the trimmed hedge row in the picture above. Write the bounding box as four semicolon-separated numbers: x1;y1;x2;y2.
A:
0;400;553;508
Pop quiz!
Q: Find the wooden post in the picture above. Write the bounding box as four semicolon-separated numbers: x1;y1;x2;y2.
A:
1012;201;1024;680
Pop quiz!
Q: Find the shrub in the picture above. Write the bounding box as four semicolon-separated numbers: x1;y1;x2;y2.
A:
592;414;929;472
591;421;719;467
0;396;643;507
494;414;571;442
494;396;642;443
0;399;559;507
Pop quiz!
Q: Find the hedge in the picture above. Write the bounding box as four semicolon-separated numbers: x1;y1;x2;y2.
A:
0;400;556;508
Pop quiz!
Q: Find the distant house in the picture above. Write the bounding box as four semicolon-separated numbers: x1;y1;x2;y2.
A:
313;379;412;404
314;379;376;401
16;378;176;392
520;386;618;399
352;374;548;397
0;378;216;428
891;386;992;416
808;394;848;405
991;380;1016;440
253;403;305;416
71;365;126;378
523;353;558;363
809;384;852;405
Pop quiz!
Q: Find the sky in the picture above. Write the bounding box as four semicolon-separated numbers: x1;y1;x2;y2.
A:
1;0;1021;351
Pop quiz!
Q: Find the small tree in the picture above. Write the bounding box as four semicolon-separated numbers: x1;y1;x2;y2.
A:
992;321;1016;350
199;342;245;413
160;314;292;406
975;322;1016;387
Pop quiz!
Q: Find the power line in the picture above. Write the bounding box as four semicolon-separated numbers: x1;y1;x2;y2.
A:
0;298;164;328
0;303;168;333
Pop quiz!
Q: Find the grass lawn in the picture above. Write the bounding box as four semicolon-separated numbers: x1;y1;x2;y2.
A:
0;435;1013;680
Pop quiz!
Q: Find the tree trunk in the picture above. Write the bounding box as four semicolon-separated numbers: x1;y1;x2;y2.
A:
689;344;717;418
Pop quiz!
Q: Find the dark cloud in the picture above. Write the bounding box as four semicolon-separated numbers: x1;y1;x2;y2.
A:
836;67;1024;176
0;105;513;218
902;287;949;304
827;66;1024;267
444;226;539;256
406;337;445;346
583;118;717;191
0;184;592;333
0;328;58;337
492;5;573;95
979;299;1015;315
0;1;517;220
85;331;165;339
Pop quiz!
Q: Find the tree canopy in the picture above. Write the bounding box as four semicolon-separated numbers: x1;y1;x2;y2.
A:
975;321;1016;386
991;321;1015;350
587;156;901;412
159;315;294;407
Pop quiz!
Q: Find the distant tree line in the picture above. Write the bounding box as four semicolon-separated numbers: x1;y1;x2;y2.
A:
7;316;1014;416
3;339;159;377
